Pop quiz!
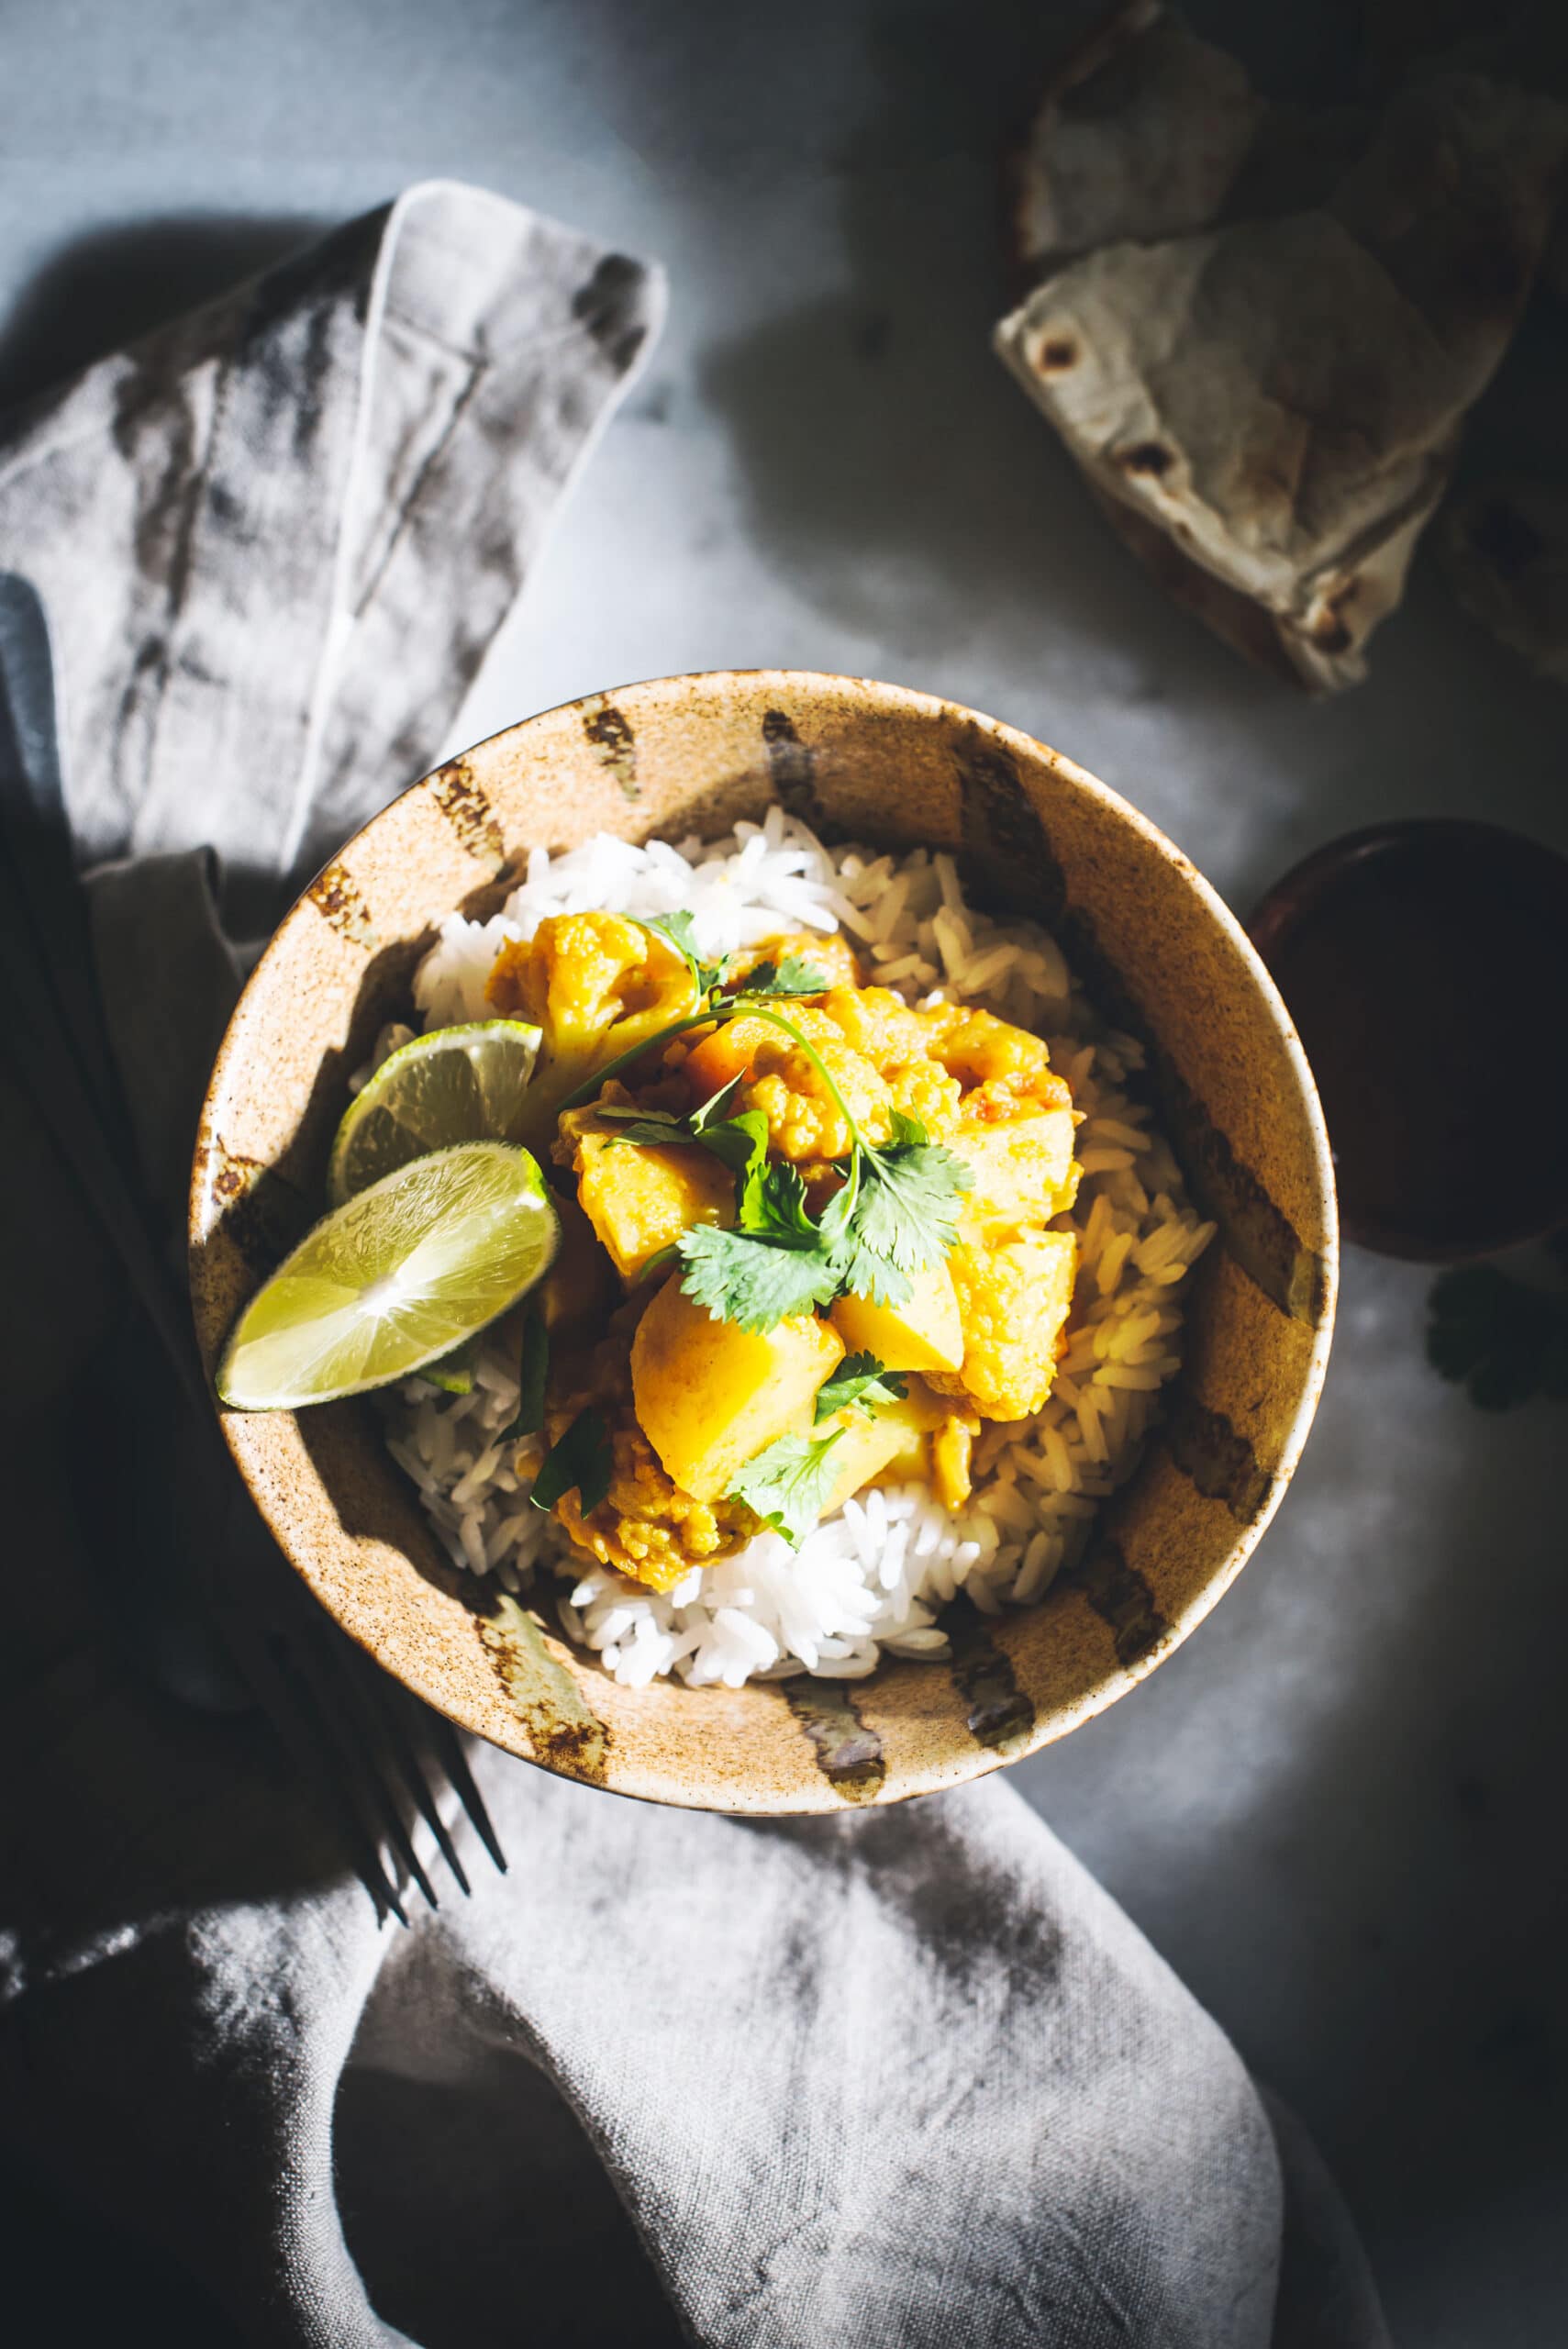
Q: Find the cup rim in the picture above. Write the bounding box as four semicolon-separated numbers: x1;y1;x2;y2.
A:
1248;816;1568;1262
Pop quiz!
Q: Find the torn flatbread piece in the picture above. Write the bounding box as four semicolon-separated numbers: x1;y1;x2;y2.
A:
1009;0;1263;278
996;15;1568;690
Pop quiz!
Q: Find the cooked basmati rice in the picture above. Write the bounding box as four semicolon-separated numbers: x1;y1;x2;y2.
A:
384;807;1214;1688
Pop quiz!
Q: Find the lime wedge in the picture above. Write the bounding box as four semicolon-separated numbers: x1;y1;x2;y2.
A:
217;1141;559;1410
328;1019;544;1206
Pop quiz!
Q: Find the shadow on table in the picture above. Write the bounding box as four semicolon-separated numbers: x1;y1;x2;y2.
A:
337;2065;687;2349
0;213;324;412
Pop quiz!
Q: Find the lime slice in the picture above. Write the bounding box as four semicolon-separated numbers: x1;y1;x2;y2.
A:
328;1019;544;1206
217;1141;560;1410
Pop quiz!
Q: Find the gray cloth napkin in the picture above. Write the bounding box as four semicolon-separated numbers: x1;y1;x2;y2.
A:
0;183;1389;2349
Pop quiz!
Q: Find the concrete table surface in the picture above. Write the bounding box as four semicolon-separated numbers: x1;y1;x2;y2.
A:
4;3;1564;2343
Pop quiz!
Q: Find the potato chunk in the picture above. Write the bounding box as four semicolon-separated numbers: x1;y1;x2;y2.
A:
929;1230;1078;1420
574;1132;734;1285
819;1381;947;1514
930;1410;978;1509
829;1257;964;1374
630;1278;844;1501
541;1308;755;1591
929;1005;1055;1088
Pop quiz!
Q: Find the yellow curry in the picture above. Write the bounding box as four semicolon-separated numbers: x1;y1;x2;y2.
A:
485;911;1083;1591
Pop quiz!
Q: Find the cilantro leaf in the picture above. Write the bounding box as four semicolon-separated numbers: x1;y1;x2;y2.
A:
677;1221;842;1330
594;1087;748;1156
828;1225;913;1308
1427;1265;1568;1410
728;1428;845;1547
598;1112;693;1147
499;1305;549;1443
746;1159;821;1245
849;1111;972;1277
692;1108;771;1216
813;1158;912;1307
689;1074;746;1133
815;1353;908;1422
676;1133;841;1330
529;1407;613;1515
639;912;728;998
737;953;832;1000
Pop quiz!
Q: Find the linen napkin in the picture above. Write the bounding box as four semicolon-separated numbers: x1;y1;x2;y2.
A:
0;183;1388;2348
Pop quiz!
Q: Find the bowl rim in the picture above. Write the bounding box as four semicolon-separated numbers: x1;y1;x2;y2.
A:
190;667;1339;1809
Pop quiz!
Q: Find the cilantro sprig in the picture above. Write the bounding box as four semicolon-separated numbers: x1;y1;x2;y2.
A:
555;944;969;1335
671;1005;972;1331
728;1428;846;1547
740;952;833;998
636;915;832;1019
639;911;729;1000
815;1353;908;1421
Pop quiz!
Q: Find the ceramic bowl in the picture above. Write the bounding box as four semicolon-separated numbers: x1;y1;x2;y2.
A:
190;672;1337;1813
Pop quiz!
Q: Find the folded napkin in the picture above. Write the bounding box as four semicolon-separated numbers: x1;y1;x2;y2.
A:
0;184;1389;2348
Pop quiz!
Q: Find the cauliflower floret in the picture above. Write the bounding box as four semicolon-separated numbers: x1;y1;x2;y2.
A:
884;1057;963;1139
744;1046;892;1161
817;984;935;1074
487;911;698;1143
927;1232;1078;1420
686;1006;892;1162
552;1410;754;1591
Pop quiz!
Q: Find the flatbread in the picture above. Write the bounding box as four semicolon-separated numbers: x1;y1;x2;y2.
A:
996;7;1568;689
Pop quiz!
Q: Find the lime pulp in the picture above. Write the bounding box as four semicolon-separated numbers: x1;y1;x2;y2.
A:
217;1141;560;1410
327;1019;544;1206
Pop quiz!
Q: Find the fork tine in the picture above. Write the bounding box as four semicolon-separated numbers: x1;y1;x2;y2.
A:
244;1623;410;1927
421;1704;507;1876
367;1677;473;1898
200;1439;425;1922
292;1621;441;1913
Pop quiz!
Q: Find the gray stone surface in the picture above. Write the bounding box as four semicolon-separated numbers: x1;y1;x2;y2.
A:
3;3;1563;2343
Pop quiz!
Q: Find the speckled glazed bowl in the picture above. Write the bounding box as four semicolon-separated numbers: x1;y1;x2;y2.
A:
190;673;1336;1813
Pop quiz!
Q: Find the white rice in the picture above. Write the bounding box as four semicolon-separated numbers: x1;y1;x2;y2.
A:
384;807;1214;1689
